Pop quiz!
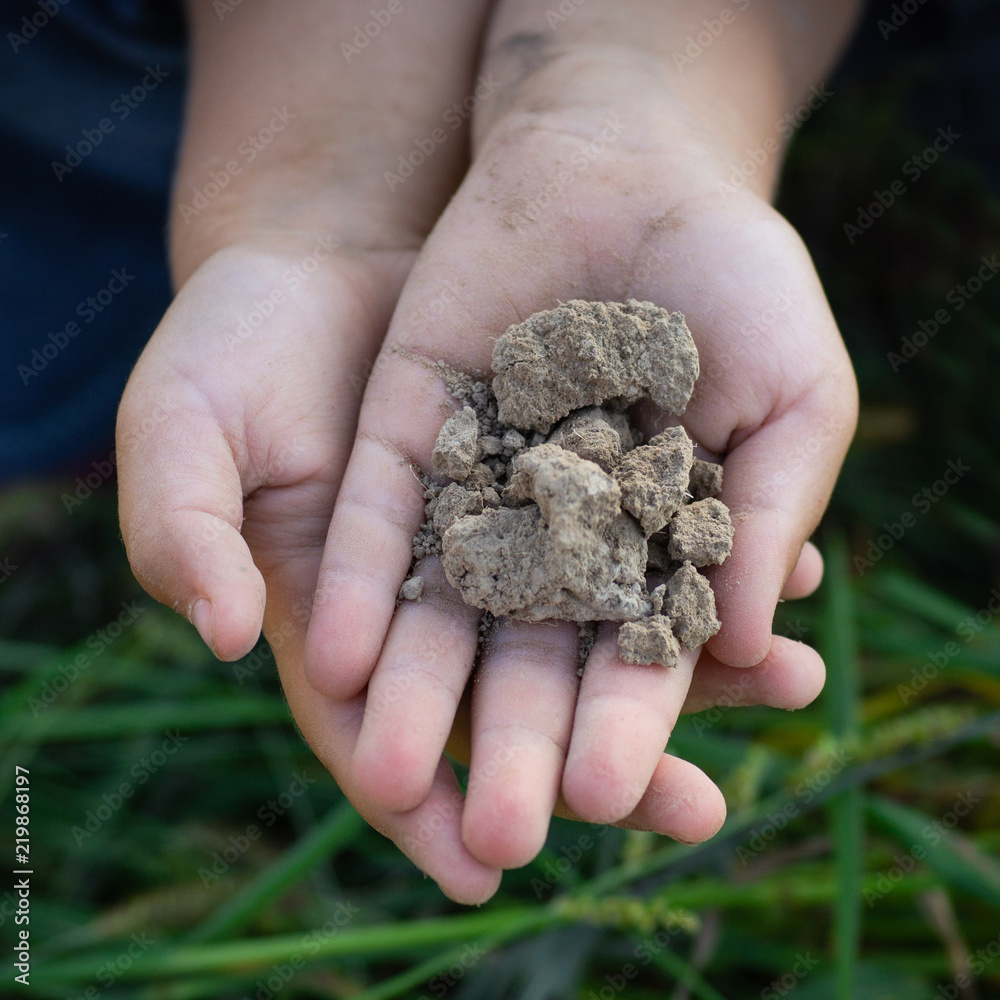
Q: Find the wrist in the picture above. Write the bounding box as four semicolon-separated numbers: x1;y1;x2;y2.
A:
167;175;415;290
472;42;783;204
475;0;863;204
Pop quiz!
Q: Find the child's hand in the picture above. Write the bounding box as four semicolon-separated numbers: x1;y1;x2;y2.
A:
304;0;860;889
116;238;817;904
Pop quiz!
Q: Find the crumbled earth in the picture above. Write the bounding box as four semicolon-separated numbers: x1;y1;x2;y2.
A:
399;576;424;602
667;498;734;567
431;406;479;481
492;299;700;433
662;561;721;648
618;615;680;669
615;426;694;536
411;299;733;667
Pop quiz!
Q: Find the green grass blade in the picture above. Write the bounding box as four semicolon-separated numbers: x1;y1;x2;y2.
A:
873;570;1000;645
647;944;731;1000
349;928;522;1000
867;794;1000;909
33;908;551;985
7;697;290;746
187;800;365;944
823;531;863;1000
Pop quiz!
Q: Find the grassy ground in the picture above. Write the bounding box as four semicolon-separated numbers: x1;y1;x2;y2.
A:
3;45;1000;1000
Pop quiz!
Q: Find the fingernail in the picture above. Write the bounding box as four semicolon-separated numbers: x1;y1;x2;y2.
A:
190;599;215;654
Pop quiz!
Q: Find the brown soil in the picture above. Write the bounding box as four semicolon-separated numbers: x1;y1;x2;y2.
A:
405;299;732;668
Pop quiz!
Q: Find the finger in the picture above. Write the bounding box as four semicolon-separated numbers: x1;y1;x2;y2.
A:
705;379;856;668
351;559;480;813
262;543;502;905
680;634;826;715
304;353;459;700
612;754;727;844
551;753;726;844
462;619;580;869
781;540;823;600
117;376;265;663
562;622;698;825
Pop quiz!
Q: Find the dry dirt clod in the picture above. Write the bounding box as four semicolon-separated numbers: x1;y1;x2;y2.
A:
502;429;526;451
432;406;480;482
441;443;652;623
663;561;721;648
479;435;504;456
441;504;649;622
667;498;734;567
400;576;425;602
502;443;622;535
492;299;699;433
546;407;637;471
418;300;732;666
688;458;724;500
618;615;680;667
432;482;486;536
614;426;694;536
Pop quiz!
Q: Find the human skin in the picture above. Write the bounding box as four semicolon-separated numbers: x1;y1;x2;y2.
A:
117;0;860;903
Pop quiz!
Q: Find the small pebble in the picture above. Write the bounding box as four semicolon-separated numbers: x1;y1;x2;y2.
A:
502;429;526;451
400;576;424;601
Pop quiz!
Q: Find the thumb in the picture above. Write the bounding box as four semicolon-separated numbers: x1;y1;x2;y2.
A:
116;380;264;661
